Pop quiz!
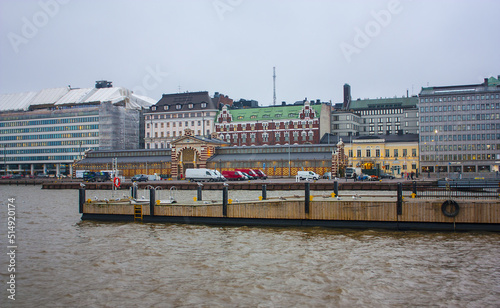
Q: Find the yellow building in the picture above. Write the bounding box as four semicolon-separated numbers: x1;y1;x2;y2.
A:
344;134;419;177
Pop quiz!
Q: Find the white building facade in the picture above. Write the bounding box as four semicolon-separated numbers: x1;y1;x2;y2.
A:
0;81;154;176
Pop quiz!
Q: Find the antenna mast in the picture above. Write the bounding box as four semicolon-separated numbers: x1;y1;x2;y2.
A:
273;67;276;106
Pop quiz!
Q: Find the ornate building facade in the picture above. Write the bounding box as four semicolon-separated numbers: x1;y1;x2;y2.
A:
215;101;331;146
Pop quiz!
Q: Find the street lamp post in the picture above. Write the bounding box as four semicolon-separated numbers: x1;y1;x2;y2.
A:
288;142;291;178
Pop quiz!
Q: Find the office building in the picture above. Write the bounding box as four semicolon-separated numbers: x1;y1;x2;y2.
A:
418;76;500;177
0;81;154;176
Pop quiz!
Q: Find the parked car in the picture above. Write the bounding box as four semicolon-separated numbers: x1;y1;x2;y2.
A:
212;170;226;182
254;169;268;180
11;174;23;179
222;170;246;181
239;172;255;180
379;173;395;179
131;174;148;182
357;174;370;181
297;171;320;181
159;174;170;180
235;169;259;179
368;175;379;181
1;174;13;179
185;169;218;182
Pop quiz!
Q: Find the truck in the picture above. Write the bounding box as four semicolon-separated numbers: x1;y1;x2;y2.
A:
75;170;88;179
83;171;111;182
185;168;219;182
345;167;361;179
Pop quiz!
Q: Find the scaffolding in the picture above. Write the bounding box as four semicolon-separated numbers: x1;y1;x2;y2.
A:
99;102;140;150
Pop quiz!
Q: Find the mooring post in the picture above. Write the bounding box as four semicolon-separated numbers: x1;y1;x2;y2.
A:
222;186;228;217
79;187;85;214
304;182;310;214
149;188;155;216
397;182;403;215
197;185;203;201
131;184;137;199
334;181;339;197
262;184;267;200
412;181;417;196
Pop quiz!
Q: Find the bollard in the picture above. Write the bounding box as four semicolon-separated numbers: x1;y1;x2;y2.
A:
412;181;417;196
397;182;402;215
334;181;339;197
131;185;137;199
197;186;203;201
262;184;267;200
79;187;85;214
222;186;228;217
304;182;310;214
149;188;155;216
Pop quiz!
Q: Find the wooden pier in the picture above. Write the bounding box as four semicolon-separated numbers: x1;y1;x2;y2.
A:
79;185;500;231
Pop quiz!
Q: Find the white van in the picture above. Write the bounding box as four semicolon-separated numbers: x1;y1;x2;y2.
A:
297;171;320;181
211;170;226;182
185;168;219;182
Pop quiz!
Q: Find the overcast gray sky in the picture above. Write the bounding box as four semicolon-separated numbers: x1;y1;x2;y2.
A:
1;0;499;105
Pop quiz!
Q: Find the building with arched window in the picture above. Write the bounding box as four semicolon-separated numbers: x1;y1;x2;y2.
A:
144;91;223;149
215;101;331;146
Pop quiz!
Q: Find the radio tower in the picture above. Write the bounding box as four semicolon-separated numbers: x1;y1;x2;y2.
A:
273;67;276;106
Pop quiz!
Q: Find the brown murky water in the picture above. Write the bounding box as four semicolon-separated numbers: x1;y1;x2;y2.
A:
1;185;499;307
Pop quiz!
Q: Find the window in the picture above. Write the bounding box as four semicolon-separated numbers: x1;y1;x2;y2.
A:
201;102;207;108
176;104;182;110
357;150;362;157
394;149;399;157
366;149;371;157
188;103;193;109
164;105;169;110
263;133;269;142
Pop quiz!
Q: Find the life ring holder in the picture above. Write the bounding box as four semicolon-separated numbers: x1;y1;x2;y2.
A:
113;177;121;188
441;200;459;217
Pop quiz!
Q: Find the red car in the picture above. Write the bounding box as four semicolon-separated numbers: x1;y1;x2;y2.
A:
222;170;246;181
1;174;13;179
235;169;259;179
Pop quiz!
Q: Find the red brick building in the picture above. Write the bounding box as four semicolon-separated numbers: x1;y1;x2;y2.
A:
215;101;331;146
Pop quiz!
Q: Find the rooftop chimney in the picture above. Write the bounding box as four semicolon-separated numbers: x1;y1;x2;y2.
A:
343;84;351;110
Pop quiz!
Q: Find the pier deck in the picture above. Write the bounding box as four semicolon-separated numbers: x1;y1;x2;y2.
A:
80;191;500;231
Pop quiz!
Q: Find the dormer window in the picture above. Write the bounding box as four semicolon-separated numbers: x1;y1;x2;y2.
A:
164;105;169;110
188;103;194;109
151;106;157;111
201;102;207;108
176;104;182;110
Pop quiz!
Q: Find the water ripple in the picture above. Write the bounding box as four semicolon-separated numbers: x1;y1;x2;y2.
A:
0;186;499;307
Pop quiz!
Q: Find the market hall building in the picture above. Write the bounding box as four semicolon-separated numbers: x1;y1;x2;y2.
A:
76;128;348;179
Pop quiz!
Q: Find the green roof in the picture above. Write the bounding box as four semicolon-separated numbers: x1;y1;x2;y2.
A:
349;96;418;110
488;76;500;86
218;104;322;122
